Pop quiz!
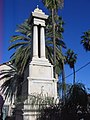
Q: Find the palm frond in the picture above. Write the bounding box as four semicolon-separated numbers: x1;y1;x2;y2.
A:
81;30;90;51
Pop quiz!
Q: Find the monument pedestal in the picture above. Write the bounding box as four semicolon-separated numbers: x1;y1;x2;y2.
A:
13;103;40;120
27;58;57;98
14;58;57;120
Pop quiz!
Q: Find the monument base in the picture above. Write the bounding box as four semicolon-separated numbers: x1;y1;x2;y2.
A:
13;102;39;120
22;57;57;99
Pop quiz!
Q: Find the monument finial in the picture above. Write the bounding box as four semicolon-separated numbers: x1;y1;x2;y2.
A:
37;5;39;8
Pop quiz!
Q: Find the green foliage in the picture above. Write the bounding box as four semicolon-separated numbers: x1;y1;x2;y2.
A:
8;20;31;74
38;83;90;120
65;49;77;68
0;63;23;101
62;83;88;120
66;83;88;106
42;0;64;11
57;82;72;97
65;49;77;84
81;30;90;51
42;0;65;78
37;104;61;120
46;15;66;75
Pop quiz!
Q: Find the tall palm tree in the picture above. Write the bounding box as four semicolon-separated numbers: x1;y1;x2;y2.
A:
46;15;65;75
65;49;77;84
42;0;66;101
42;0;64;78
81;30;90;51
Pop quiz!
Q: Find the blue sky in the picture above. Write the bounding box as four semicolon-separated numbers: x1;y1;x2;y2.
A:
1;0;90;89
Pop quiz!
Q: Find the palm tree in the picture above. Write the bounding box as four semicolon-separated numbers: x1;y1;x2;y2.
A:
8;20;32;74
42;0;64;78
46;15;65;75
66;83;88;106
0;62;23;101
57;81;71;98
62;83;88;119
65;49;77;84
42;1;66;101
81;30;90;51
42;0;64;10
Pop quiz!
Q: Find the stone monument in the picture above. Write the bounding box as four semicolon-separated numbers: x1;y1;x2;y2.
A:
14;6;57;120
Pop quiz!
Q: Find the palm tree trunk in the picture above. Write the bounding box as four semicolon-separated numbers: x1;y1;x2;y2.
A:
52;8;56;78
73;66;75;84
62;61;66;103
